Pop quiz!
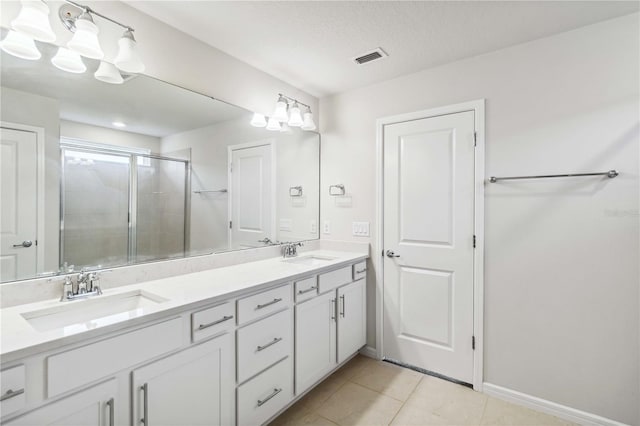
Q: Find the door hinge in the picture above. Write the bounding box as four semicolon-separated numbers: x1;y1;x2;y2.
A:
229;221;232;229
473;131;477;147
473;235;476;248
472;336;476;350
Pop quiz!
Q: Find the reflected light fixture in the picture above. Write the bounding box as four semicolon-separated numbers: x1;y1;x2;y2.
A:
250;113;267;128
280;123;291;133
11;0;56;42
0;30;41;60
51;46;86;73
94;61;124;84
272;95;289;122
266;116;282;131
301;106;317;131
114;30;145;73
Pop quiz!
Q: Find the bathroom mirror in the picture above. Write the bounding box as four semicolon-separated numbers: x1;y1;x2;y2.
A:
0;40;320;283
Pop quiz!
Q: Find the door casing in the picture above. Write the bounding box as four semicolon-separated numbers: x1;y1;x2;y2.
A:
374;99;485;391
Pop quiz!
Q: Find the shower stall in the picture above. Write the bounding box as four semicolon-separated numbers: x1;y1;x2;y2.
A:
59;141;190;270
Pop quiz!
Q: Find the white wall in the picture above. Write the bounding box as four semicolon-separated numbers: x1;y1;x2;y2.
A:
60;121;161;153
319;14;639;425
1;87;60;274
0;1;318;120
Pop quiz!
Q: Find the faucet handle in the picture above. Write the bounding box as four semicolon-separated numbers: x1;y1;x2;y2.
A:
89;272;102;295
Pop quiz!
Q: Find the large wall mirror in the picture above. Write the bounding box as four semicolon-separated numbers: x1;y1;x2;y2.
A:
0;40;320;283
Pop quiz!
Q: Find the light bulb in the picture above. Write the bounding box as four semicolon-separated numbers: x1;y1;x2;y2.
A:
272;95;288;122
114;30;145;73
94;61;123;84
250;113;267;127
301;108;317;131
11;0;55;42
287;102;303;127
0;30;40;60
266;116;281;131
51;47;86;73
67;13;103;59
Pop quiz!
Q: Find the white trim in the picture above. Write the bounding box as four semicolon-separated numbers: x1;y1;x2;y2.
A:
1;121;46;276
227;139;277;248
374;99;486;390
483;383;628;426
359;345;379;360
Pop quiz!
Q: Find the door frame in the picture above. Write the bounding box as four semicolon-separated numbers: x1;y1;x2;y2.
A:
227;139;277;248
1;121;46;275
374;99;485;391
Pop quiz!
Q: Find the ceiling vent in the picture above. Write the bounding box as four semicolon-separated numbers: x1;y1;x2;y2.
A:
353;48;388;65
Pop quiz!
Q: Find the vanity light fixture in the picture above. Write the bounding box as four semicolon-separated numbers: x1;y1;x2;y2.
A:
287;102;303;127
51;46;86;73
272;95;289;122
266;116;282;131
67;11;104;59
0;30;41;60
94;61;124;84
280;122;292;133
263;93;317;132
11;0;56;42
114;30;145;73
250;113;267;128
301;106;317;131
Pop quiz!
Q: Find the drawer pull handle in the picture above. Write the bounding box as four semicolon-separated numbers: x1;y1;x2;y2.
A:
107;398;115;426
198;315;233;330
256;298;282;310
257;388;282;407
257;337;283;351
140;383;148;425
331;299;336;321
297;286;317;295
356;268;367;274
340;295;346;317
0;388;24;401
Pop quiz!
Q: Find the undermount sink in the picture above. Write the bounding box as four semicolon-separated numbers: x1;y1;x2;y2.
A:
21;290;168;332
282;255;336;266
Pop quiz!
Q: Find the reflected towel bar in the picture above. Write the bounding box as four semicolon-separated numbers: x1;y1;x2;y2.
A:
489;170;618;183
193;189;228;194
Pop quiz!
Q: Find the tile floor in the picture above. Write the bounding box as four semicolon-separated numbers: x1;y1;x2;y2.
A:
270;355;574;426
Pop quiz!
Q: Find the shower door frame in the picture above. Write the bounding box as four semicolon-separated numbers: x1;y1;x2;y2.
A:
59;139;191;269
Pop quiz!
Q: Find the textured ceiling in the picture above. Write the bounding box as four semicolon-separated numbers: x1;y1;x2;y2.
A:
126;1;639;97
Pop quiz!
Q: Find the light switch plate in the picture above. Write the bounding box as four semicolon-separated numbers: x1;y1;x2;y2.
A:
352;221;370;237
323;220;331;234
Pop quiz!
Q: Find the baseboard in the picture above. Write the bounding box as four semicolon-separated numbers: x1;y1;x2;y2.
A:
359;345;379;359
483;383;628;426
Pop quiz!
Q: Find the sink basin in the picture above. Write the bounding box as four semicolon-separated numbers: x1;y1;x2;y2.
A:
282;255;336;266
21;290;168;332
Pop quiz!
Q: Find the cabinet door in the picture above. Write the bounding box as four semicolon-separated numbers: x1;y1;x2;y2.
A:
4;379;117;426
337;279;367;364
132;333;233;426
295;291;337;395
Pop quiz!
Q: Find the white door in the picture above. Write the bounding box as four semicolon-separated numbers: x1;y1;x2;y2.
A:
295;291;337;395
337;280;366;364
132;334;233;426
229;143;274;249
0;127;38;282
4;379;117;426
383;110;476;383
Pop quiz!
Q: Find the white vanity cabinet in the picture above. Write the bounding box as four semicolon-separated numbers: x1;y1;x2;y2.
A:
337;278;366;364
4;379;118;426
131;333;233;426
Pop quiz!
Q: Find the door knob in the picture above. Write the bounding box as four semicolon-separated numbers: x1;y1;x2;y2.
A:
13;240;33;248
385;250;400;258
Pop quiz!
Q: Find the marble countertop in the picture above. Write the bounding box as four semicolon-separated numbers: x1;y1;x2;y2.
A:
0;250;367;362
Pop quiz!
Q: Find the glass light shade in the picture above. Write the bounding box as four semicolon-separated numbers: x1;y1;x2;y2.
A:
0;30;40;60
51;47;86;73
94;61;123;84
266;116;282;131
272;97;289;122
287;103;303;127
250;113;267;127
301;111;317;131
67;16;103;59
280;123;291;133
114;32;145;73
11;1;55;42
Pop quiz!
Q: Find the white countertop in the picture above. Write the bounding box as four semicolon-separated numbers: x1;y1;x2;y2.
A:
0;250;367;362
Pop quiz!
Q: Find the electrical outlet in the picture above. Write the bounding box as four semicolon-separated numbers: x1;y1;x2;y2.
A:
352;221;370;237
310;220;317;234
323;220;331;234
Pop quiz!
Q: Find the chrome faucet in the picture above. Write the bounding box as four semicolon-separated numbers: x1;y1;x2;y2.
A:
281;242;303;258
60;270;103;302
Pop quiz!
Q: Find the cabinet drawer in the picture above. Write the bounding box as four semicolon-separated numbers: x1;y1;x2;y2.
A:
237;284;291;325
237;357;293;426
1;365;26;417
353;261;367;281
47;317;183;397
294;276;318;303
192;302;234;342
318;266;352;294
237;309;292;383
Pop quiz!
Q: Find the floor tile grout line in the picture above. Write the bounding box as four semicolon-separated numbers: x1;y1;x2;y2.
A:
387;375;426;425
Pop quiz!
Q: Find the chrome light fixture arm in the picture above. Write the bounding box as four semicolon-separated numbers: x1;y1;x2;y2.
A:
59;0;135;33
